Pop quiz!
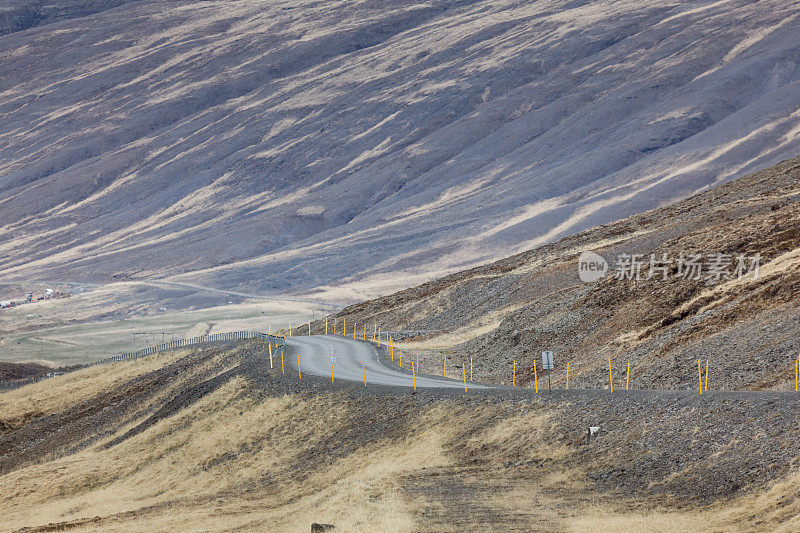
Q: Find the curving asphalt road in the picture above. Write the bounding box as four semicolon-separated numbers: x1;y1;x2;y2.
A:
285;335;488;389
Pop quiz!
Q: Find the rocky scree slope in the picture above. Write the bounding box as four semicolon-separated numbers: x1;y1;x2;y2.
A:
323;155;800;391
1;0;800;300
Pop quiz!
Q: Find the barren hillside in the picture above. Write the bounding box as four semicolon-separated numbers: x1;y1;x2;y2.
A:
3;341;800;531
2;0;800;300
325;155;800;391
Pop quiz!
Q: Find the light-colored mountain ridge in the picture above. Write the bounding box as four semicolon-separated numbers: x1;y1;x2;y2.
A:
1;0;799;301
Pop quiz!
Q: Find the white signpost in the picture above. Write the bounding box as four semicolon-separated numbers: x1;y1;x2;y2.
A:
542;351;554;393
541;351;554;370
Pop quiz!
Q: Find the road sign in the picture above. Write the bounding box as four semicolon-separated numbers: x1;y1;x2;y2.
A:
542;351;554;370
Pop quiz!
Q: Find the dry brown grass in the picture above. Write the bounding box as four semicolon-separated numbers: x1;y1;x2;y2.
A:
0;374;453;531
0;349;188;418
2;353;800;532
402;303;530;351
566;508;712;532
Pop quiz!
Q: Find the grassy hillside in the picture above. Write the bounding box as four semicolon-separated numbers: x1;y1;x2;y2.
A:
0;294;312;365
3;342;800;531
325;155;800;391
2;0;799;300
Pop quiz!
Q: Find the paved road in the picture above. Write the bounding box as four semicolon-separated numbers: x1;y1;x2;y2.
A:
286;335;488;389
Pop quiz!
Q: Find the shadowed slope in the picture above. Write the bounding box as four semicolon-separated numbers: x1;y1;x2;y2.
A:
1;0;799;300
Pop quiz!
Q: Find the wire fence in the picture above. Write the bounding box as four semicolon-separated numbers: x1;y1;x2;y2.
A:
0;330;283;391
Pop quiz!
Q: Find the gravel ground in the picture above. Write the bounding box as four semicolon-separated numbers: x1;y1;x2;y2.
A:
268;340;800;503
309;156;800;393
3;339;800;511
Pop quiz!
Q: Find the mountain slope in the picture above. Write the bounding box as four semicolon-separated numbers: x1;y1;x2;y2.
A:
4;340;800;530
0;0;136;36
326;155;800;390
1;0;800;300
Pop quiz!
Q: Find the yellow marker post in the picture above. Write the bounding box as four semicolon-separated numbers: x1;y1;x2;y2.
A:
705;359;709;391
626;362;630;390
362;361;367;387
373;324;377;341
308;322;311;336
412;363;416;390
331;359;334;383
399;349;402;367
608;356;613;393
444;354;447;378
463;365;467;392
343;318;346;337
298;355;302;379
566;363;570;390
334;317;337;335
470;356;473;382
281;350;285;375
533;361;538;393
363;324;366;340
390;340;394;362
697;360;703;394
325;318;328;335
377;327;381;347
353;324;356;339
796;358;799;392
513;360;516;387
268;343;273;369
289;323;292;337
